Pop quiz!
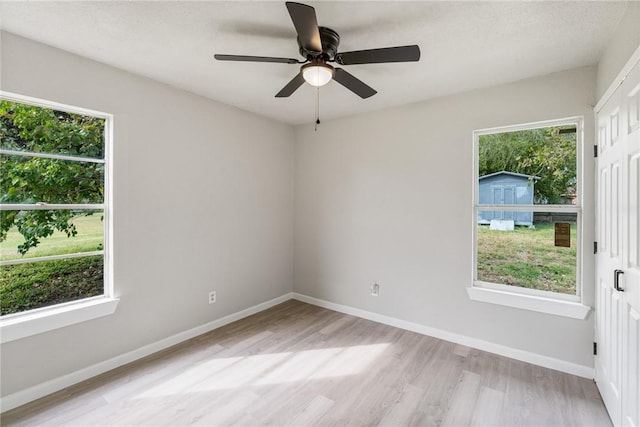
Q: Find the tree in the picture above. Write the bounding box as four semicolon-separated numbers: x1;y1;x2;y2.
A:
0;100;104;255
478;127;576;204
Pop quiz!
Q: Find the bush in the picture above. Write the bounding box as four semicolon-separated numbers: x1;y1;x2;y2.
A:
0;256;103;315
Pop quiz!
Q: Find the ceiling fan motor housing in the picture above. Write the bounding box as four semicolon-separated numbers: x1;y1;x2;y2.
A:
298;26;340;61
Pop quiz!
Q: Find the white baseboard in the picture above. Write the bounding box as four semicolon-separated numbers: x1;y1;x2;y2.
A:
0;293;293;413
2;290;594;413
292;292;594;379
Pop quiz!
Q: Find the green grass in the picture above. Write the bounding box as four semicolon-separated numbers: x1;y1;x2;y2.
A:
0;213;104;261
0;255;103;316
477;222;577;294
0;214;104;315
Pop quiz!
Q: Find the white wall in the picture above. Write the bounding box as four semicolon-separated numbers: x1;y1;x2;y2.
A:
0;32;294;397
294;66;597;368
596;1;640;99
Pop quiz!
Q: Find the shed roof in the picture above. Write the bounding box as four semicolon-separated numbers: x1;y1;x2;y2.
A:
479;171;541;181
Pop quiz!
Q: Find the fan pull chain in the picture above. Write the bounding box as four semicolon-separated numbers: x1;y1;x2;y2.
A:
314;86;320;132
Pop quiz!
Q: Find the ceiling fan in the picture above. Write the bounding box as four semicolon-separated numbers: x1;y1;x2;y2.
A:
214;2;421;99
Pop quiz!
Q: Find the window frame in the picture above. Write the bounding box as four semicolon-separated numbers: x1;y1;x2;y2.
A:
469;116;590;319
0;91;118;342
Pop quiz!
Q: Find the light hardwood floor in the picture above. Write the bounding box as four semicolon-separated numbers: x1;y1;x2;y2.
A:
2;300;611;426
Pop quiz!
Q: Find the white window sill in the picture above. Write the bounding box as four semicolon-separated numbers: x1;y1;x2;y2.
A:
0;297;119;344
467;286;591;319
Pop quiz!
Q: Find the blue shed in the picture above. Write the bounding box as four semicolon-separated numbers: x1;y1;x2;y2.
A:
477;171;538;226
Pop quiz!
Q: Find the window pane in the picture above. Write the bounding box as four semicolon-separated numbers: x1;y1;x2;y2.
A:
0;154;104;204
0;210;104;261
478;126;577;205
0;100;105;159
476;212;577;295
0;255;104;316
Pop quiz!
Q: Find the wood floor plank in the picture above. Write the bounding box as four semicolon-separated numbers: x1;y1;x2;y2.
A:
377;383;424;427
470;386;505;427
1;300;611;427
441;370;482;427
409;341;468;426
285;395;334;427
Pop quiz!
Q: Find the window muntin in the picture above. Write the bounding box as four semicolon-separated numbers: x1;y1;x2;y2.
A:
473;118;582;300
0;96;110;317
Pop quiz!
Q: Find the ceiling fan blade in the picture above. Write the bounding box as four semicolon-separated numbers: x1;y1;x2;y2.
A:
285;2;322;53
335;45;420;65
214;54;300;64
333;68;377;99
275;73;306;97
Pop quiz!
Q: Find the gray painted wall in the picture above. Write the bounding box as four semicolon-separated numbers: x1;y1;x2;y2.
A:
596;1;640;99
293;66;597;368
0;32;295;397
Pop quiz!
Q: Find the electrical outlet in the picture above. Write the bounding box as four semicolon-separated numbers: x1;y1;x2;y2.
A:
208;291;216;304
370;283;380;297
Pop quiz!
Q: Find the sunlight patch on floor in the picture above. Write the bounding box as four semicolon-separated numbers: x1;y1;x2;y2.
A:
134;343;390;399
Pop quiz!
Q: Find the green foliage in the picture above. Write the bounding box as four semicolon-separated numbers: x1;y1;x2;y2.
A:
0;100;105;254
0;101;104;157
1;213;104;261
479;127;576;204
0;256;103;315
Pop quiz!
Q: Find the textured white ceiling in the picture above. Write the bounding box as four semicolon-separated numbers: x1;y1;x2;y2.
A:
0;1;629;125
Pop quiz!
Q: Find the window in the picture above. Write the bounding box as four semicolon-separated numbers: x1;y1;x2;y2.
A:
470;118;589;318
0;93;116;336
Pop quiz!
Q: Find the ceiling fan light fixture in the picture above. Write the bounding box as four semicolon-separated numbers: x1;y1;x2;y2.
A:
302;62;334;87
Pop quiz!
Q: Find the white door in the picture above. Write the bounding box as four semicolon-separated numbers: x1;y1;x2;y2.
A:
596;72;625;427
596;58;640;427
620;58;640;427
